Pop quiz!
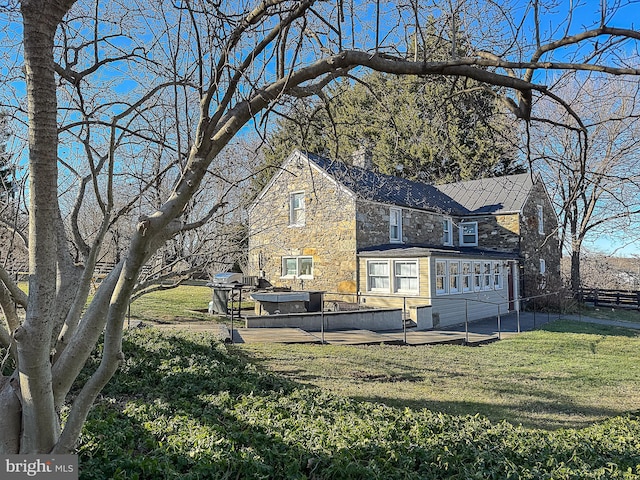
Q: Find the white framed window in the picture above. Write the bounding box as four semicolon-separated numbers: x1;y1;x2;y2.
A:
435;258;506;296
473;261;482;291
282;256;313;278
367;260;390;292
389;208;402;243
483;261;492;290
449;261;460;294
289;192;305;226
537;205;544;235
462;261;472;293
442;217;453;246
394;260;419;293
539;258;546;275
460;222;478;246
435;260;448;295
493;262;503;290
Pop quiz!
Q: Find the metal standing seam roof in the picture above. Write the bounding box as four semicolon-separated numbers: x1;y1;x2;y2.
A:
434;173;534;215
305;151;533;216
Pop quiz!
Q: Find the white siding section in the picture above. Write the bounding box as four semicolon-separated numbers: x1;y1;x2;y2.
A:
430;290;511;328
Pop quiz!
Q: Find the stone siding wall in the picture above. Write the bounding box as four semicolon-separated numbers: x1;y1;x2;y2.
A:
469;214;520;252
355;200;521;253
519;180;561;297
356;200;446;247
248;159;358;293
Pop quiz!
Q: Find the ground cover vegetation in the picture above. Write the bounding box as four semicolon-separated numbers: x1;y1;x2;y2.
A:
73;323;640;479
4;0;640;455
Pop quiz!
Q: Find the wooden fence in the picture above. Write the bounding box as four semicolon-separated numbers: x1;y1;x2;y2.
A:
579;287;640;309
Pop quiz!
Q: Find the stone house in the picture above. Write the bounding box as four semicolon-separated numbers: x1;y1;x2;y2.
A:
248;150;560;327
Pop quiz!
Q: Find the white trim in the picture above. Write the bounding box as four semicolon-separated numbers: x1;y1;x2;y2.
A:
289;191;306;227
435;260;448;295
393;259;419;294
366;258;419;295
389;207;403;243
461;261;473;293
366;259;391;292
281;255;314;279
459;221;478;247
442;217;453;246
435;258;507;296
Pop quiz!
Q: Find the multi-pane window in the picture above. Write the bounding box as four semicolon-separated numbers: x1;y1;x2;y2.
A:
442;218;453;246
368;261;390;291
462;261;472;293
367;259;418;294
436;259;506;296
394;261;418;293
483;262;492;290
493;263;503;289
460;222;478;246
390;208;402;242
282;256;313;278
449;261;460;293
289;192;305;226
436;260;447;295
539;258;546;275
473;261;482;291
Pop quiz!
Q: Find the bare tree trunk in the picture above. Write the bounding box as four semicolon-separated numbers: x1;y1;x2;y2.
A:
1;0;78;455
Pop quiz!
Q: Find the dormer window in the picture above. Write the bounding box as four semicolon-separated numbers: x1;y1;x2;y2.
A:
289;192;305;226
459;222;478;247
389;207;402;243
442;217;453;246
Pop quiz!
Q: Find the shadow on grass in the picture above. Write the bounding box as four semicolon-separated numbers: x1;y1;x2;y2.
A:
77;329;324;479
75;327;640;479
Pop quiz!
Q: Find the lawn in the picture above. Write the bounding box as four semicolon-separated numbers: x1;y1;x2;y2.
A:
578;304;640;324
127;284;214;323
76;327;640;479
47;287;640;477
238;321;640;430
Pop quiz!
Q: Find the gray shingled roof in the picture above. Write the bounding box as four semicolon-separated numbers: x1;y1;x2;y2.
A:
305;151;533;215
309;153;464;214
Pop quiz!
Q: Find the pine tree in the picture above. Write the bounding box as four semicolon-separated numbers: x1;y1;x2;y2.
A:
259;19;524;191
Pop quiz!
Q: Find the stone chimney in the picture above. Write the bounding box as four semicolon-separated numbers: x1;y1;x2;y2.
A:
351;146;375;171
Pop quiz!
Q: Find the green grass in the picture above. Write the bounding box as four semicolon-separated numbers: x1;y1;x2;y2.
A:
76;328;640;479
579;305;640;324
128;285;214;323
238;321;640;431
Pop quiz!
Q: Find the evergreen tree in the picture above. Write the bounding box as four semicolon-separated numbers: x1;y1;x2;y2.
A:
260;20;524;190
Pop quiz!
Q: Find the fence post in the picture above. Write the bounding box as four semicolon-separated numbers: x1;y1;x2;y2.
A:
516;304;520;333
403;296;407;344
465;300;469;345
497;304;501;341
321;292;325;344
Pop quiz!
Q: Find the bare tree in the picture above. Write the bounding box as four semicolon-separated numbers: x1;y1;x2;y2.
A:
2;0;640;454
532;73;640;293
